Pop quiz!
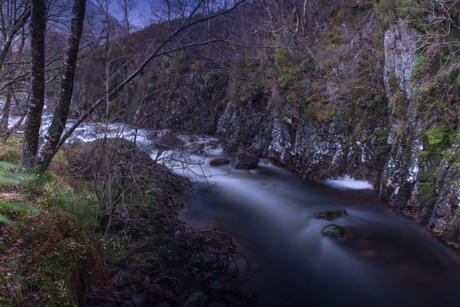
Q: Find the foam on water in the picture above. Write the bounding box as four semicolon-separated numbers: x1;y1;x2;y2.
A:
323;176;374;190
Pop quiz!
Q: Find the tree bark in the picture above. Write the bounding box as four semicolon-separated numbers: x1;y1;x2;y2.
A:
36;0;86;171
0;85;12;133
20;0;46;169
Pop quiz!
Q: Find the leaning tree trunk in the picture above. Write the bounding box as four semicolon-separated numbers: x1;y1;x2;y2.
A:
36;0;86;172
20;0;46;169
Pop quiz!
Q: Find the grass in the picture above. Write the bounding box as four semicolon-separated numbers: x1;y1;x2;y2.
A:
0;171;36;186
0;137;100;306
0;200;39;216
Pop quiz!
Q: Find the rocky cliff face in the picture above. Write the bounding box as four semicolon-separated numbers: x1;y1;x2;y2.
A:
379;19;460;243
138;5;460;246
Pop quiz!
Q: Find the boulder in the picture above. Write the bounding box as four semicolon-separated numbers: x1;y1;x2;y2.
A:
233;154;258;169
186;143;205;154
315;210;348;221
209;158;230;167
180;292;208;307
132;293;146;307
321;224;353;241
155;134;185;150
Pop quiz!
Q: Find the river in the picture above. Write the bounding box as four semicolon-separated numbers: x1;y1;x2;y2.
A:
9;117;460;306
174;136;460;307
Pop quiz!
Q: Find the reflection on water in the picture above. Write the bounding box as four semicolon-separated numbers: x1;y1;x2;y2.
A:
179;147;460;307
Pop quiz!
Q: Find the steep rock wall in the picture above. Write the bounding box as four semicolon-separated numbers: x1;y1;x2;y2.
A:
215;19;460;245
139;10;459;246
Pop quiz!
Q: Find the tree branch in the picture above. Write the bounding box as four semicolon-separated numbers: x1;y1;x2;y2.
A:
54;0;248;153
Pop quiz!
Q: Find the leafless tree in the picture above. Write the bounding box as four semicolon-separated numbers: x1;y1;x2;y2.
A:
0;0;30;135
20;0;247;172
117;0;136;36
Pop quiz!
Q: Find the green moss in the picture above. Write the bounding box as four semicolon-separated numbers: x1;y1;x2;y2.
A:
391;91;408;117
323;26;344;46
0;161;16;170
418;163;439;210
0;193;95;305
38;182;97;227
0;201;39;218
310;100;336;122
226;52;269;106
388;74;398;94
93;231;131;267
425;124;456;148
0;171;37;187
411;54;429;78
0;136;22;164
374;0;430;29
0;214;13;226
171;52;201;74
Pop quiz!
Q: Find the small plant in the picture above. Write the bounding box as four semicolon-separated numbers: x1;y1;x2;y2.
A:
411;54;428;78
39;182;97;227
93;230;132;267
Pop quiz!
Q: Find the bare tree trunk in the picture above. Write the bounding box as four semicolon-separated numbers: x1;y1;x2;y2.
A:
0;85;12;133
36;0;86;171
0;5;30;71
20;0;46;169
1;92;29;143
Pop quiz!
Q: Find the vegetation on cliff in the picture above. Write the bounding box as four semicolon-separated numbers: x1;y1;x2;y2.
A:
86;0;458;245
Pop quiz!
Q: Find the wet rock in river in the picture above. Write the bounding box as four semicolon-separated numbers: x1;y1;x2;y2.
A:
116;271;130;287
233;153;259;169
132;293;146;307
209;158;230;167
321;224;353;241
186;142;206;154
315;210;348;221
180;292;208;307
155;134;185;150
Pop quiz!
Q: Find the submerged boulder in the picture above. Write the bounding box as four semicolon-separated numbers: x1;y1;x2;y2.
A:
209;158;230;167
315;210;348;221
180;292;208;307
321;224;353;241
233;153;258;169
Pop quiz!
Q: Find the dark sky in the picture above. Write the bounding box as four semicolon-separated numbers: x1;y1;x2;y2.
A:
106;0;155;28
131;0;153;27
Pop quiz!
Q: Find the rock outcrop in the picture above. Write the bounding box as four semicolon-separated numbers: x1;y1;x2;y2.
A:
137;5;460;247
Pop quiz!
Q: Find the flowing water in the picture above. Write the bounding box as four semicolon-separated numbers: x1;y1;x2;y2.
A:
175;139;460;307
8;115;460;306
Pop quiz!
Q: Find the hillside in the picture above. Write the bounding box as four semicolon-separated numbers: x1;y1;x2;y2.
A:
95;0;459;246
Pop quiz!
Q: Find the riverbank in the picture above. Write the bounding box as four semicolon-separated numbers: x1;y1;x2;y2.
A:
0;135;252;306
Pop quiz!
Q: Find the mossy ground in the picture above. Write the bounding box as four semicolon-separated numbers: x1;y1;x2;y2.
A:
0;136;248;306
0;135;102;306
